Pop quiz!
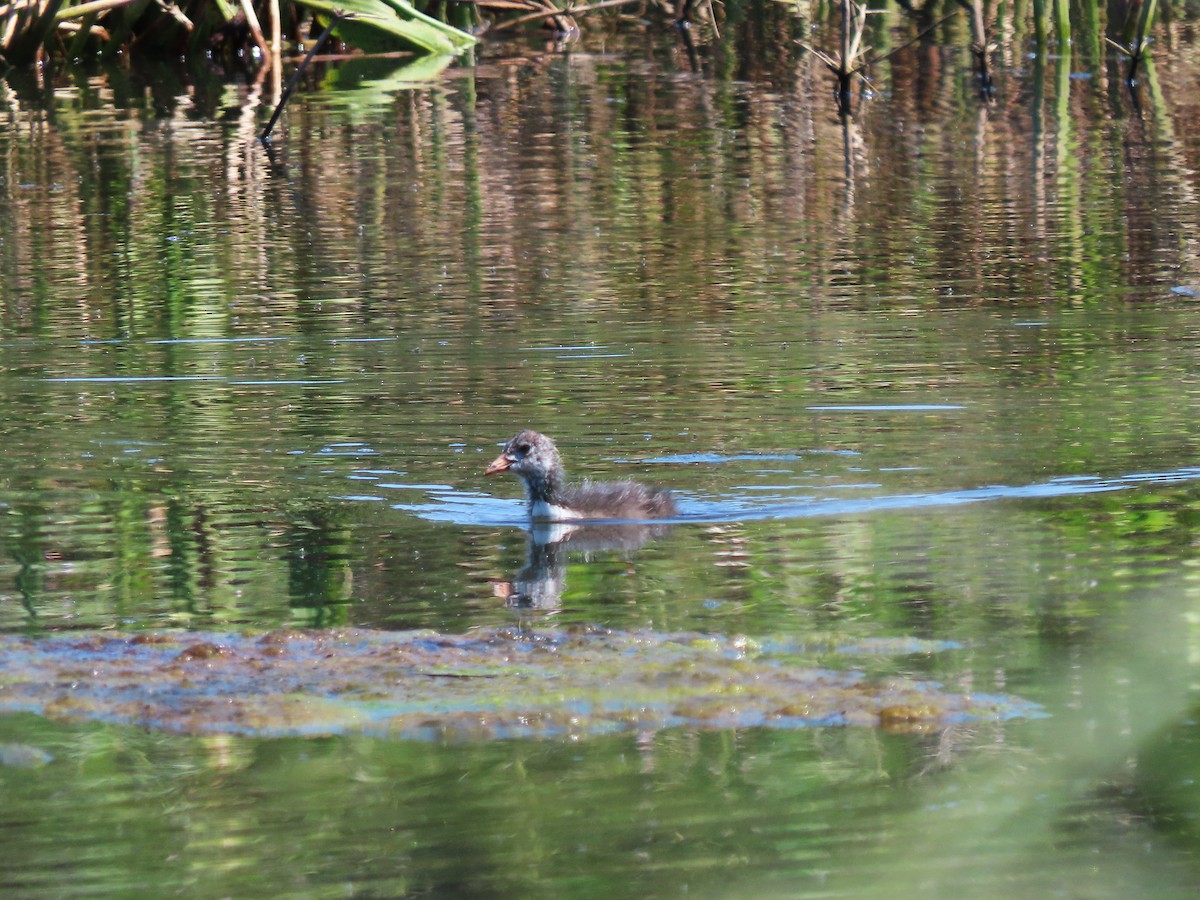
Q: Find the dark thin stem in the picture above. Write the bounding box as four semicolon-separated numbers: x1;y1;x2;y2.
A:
957;0;994;98
836;70;853;117
259;13;344;144
865;10;957;71
1126;52;1142;84
674;16;699;73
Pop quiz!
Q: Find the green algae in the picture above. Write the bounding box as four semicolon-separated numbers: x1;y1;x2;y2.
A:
0;628;1041;740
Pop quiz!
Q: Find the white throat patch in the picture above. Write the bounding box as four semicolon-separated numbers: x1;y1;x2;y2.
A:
530;499;584;522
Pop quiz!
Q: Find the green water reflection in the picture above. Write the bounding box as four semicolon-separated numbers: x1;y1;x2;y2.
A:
3;19;1200;896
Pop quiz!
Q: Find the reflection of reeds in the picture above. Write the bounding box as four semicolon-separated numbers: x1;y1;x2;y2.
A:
802;0;872;116
1107;0;1158;84
959;0;995;98
804;1;969;116
2;38;1197;627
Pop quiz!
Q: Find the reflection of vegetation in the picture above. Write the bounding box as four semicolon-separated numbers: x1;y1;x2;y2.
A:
1107;0;1159;83
803;0;871;115
1135;711;1200;847
1;0;1187;87
0;486;363;630
0;2;1199;733
0;713;1016;897
2;8;1200;898
284;506;355;626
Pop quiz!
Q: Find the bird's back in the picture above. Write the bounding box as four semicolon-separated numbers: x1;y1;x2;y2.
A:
561;479;676;520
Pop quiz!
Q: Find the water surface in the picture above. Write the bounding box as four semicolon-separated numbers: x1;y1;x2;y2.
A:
3;20;1200;896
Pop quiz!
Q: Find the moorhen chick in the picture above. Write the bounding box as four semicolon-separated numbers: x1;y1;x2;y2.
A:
485;430;676;522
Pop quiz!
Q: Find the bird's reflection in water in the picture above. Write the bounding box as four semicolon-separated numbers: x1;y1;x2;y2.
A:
492;522;673;613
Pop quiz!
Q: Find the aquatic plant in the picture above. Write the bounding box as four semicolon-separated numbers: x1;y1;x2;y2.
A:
0;628;1042;738
802;0;961;115
802;0;874;115
1;0;1180;87
959;0;995;97
0;0;476;65
0;0;722;64
1107;0;1158;83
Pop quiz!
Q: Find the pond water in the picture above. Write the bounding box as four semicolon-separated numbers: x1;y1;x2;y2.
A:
4;13;1200;897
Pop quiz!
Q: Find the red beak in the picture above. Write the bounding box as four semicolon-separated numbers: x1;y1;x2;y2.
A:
485;453;511;475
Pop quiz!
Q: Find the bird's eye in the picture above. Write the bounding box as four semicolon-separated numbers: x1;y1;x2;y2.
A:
514;443;530;455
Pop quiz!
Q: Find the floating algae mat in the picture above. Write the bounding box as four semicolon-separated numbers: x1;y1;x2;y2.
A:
0;628;1040;739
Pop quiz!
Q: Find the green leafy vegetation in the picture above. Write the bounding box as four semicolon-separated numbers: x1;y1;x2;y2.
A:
1;0;476;64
